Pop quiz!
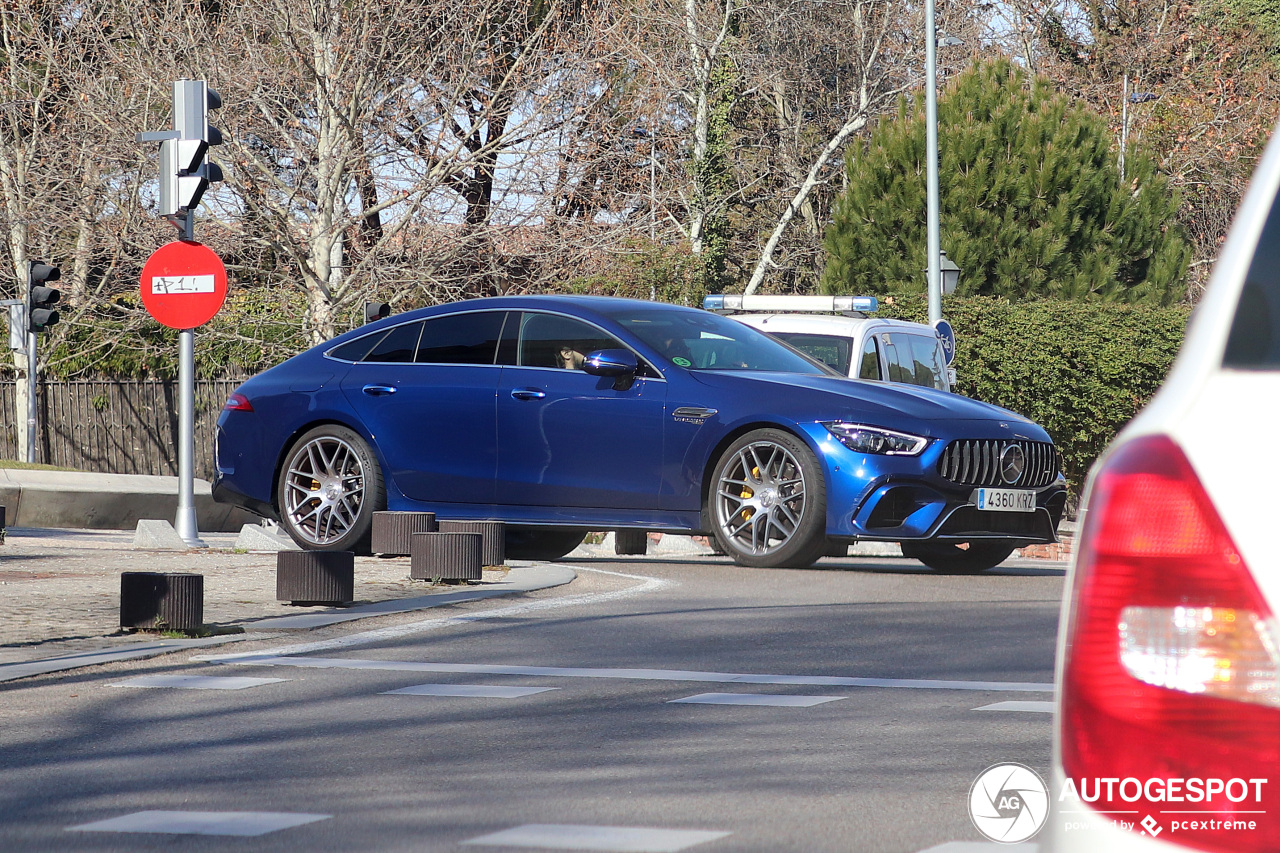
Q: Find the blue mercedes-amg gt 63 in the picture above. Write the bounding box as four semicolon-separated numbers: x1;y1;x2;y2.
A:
213;295;1066;571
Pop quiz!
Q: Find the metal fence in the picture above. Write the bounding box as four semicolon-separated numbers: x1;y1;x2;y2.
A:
0;379;242;481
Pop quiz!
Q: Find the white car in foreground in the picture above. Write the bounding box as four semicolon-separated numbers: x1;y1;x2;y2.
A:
1048;124;1280;850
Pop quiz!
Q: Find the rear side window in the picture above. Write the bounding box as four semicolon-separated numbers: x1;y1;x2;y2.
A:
328;335;378;362
416;311;509;365
363;322;424;363
1224;195;1280;367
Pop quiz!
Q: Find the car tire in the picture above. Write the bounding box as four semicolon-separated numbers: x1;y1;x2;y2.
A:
899;540;1015;574
709;428;827;569
276;424;385;553
504;528;585;561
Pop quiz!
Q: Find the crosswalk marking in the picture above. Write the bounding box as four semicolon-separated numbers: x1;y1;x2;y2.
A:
973;700;1054;713
67;811;329;837
461;824;731;852
113;675;287;691
382;684;558;699
668;692;844;707
213;655;1053;693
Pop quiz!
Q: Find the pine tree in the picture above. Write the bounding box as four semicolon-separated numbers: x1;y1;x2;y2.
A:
821;59;1190;304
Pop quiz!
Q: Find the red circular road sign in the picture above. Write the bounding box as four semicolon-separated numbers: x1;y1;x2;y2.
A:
140;240;228;329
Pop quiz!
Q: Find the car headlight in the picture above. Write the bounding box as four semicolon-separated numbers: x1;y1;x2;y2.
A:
823;422;928;456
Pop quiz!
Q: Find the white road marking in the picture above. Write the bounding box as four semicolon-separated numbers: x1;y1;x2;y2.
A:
206;656;1053;693
915;844;1039;852
113;675;287;691
973;700;1054;713
461;824;731;852
67;810;330;837
382;684;559;699
195;567;672;662
668;693;844;707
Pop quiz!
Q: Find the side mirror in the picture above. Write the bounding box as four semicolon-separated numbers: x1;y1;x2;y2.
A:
583;348;638;377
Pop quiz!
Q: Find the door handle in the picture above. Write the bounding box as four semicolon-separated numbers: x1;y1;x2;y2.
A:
510;388;546;401
362;384;397;396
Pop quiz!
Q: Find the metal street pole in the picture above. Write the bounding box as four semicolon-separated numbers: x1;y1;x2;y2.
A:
26;328;36;464
925;0;941;326
174;122;205;548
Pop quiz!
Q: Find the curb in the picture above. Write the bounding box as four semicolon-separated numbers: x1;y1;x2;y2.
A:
0;563;575;684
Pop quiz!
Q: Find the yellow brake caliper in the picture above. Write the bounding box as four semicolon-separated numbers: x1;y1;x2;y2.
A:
740;466;758;521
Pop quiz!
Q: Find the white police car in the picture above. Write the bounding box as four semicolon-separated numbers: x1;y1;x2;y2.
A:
704;294;955;392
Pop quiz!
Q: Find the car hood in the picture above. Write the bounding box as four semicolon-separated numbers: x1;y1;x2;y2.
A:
688;371;1044;439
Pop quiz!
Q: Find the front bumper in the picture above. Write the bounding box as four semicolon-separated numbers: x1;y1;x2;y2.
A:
806;424;1068;544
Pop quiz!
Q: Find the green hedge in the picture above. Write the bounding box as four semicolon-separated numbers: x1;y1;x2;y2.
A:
875;294;1191;498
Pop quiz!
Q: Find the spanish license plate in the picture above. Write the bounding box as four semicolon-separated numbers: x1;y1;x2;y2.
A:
974;488;1036;512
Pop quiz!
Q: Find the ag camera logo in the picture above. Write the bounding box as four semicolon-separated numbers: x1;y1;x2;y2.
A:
969;763;1050;843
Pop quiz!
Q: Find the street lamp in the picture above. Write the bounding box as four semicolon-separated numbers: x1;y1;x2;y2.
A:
940;250;960;294
923;249;961;295
1119;74;1159;182
925;12;964;324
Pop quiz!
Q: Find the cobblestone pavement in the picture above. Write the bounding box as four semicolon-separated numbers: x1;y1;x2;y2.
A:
0;528;510;666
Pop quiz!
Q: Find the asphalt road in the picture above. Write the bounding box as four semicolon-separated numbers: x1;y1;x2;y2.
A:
0;553;1064;853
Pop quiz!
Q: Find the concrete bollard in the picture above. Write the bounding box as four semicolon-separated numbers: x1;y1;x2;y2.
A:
614;529;648;555
120;572;204;631
371;511;438;556
410;532;483;582
438;520;505;567
276;550;355;605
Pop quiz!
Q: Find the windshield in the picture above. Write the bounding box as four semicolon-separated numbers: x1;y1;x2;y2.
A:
608;308;835;375
769;332;853;375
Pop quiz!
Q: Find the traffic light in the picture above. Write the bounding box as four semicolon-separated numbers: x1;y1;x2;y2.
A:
27;261;61;334
159;80;223;216
364;302;391;324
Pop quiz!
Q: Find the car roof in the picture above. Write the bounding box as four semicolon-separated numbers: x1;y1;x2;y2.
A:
730;313;936;336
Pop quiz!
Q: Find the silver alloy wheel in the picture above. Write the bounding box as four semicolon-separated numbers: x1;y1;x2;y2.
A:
282;435;367;545
714;439;808;556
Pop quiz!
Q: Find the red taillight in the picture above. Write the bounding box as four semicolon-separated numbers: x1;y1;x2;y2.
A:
223;393;253;412
1061;434;1279;851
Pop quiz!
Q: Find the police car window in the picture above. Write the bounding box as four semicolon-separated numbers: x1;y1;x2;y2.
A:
769;333;853;375
906;335;947;390
1225;190;1280;367
416;311;508;365
858;336;881;380
363;321;424;363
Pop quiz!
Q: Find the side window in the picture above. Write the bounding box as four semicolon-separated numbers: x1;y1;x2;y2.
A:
416;311;509;365
1225;192;1280;367
905;334;947;390
858;336;882;380
518;313;624;370
883;334;914;383
363;322;424;363
328;333;380;362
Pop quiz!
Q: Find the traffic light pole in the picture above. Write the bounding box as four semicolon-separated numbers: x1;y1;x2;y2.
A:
139;79;221;549
175;208;205;548
25;329;36;464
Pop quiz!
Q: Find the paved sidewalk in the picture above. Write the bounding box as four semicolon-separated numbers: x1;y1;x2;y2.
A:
0;527;572;677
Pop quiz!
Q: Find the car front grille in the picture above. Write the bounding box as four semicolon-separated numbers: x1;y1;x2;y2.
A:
937;439;1058;488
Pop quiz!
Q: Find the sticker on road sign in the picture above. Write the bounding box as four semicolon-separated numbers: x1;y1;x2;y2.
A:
151;274;217;295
